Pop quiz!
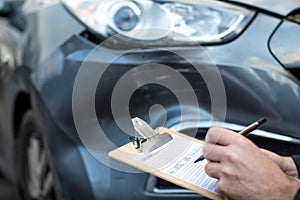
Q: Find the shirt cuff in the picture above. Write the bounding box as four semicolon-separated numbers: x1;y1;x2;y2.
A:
294;189;300;200
291;155;300;175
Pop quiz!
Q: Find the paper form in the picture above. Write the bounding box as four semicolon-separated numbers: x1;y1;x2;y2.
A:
133;134;218;194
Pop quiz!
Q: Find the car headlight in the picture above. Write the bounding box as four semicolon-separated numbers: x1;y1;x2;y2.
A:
62;0;255;44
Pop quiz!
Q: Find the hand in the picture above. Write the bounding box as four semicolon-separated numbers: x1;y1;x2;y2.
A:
203;127;300;200
261;149;299;178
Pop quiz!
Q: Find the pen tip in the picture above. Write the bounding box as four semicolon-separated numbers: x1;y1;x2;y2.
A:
257;118;267;125
194;155;205;163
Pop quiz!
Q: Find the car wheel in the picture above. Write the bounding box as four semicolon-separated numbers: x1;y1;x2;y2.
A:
15;110;59;200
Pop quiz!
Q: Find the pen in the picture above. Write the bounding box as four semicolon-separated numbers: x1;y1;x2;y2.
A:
194;118;267;163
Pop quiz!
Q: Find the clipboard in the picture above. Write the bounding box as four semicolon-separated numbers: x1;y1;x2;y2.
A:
109;126;223;200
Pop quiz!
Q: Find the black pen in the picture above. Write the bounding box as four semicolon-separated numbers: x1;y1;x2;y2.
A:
194;118;267;163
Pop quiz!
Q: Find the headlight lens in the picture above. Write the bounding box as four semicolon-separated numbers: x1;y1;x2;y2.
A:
62;0;255;44
112;3;139;32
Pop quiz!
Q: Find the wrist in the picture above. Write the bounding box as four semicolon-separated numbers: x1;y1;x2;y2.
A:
283;157;299;178
284;178;300;200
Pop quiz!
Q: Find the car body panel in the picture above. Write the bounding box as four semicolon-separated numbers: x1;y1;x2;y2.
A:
32;12;300;141
227;0;300;16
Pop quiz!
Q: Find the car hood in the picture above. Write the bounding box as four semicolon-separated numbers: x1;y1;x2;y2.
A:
226;0;299;16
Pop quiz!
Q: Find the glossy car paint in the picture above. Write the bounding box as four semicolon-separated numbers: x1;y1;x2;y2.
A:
0;0;300;199
227;0;299;16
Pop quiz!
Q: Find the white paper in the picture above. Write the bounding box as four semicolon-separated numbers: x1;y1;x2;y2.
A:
133;134;218;194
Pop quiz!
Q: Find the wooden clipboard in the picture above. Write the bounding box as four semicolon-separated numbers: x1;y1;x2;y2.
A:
109;127;222;200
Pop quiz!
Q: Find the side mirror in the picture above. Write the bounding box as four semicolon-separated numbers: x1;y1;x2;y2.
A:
269;20;300;80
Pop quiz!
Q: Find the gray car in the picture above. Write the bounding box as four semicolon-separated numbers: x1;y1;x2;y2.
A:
0;0;300;199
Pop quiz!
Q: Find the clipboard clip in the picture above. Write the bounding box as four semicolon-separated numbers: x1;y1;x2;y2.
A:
130;117;173;154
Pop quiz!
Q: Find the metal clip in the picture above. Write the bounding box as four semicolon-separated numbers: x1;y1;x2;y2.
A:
130;117;173;154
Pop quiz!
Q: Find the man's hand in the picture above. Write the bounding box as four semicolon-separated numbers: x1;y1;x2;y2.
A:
203;127;300;200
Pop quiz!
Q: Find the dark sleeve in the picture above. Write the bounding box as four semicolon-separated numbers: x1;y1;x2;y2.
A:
294;190;300;200
291;155;300;175
291;155;300;200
